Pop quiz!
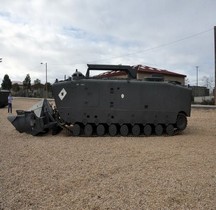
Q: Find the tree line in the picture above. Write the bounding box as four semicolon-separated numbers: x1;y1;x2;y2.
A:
1;74;52;98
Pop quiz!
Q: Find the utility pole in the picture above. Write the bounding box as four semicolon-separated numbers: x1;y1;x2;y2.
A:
41;62;48;98
196;66;199;86
45;62;47;98
214;26;216;105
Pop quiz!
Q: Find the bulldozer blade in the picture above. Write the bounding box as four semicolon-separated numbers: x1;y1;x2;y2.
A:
7;99;59;136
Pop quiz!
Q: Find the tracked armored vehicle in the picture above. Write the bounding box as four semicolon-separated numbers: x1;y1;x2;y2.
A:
8;64;192;136
52;64;192;136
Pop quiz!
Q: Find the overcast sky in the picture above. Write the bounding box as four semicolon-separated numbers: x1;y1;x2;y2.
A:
0;0;216;86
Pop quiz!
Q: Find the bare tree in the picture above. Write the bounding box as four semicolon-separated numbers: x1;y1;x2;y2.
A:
202;75;214;94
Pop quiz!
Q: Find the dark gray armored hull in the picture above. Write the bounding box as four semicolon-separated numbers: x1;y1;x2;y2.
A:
52;64;192;136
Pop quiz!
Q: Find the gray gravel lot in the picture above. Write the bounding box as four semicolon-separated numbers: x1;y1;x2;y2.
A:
0;98;216;210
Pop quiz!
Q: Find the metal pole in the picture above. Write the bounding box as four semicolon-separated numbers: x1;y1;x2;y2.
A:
41;62;48;98
196;66;199;86
45;63;48;98
214;26;216;105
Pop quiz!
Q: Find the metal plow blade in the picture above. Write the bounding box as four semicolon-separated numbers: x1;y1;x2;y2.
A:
7;99;61;136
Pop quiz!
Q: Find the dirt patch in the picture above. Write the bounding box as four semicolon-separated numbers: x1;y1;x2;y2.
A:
0;98;216;209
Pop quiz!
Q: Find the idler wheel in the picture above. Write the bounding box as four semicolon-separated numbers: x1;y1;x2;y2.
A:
132;124;141;136
96;124;106;136
155;124;163;136
84;124;93;136
176;113;187;131
120;124;129;136
144;124;152;136
73;123;82;136
166;124;174;136
109;124;118;136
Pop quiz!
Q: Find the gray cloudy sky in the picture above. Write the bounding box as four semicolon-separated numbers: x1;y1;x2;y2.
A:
0;0;216;86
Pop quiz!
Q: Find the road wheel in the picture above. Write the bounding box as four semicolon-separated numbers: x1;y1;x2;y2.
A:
144;124;152;136
84;124;93;136
73;123;82;136
166;124;174;136
176;113;187;131
96;124;106;136
132;124;141;136
155;124;163;136
120;124;129;136
109;124;118;136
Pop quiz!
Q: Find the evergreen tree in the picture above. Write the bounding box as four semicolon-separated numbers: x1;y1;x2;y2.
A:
23;74;31;90
32;78;43;97
12;83;20;92
34;78;41;85
1;74;12;90
33;78;42;89
23;74;31;96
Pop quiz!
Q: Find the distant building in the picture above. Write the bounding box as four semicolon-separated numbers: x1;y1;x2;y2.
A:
12;81;23;88
191;86;209;97
97;65;186;85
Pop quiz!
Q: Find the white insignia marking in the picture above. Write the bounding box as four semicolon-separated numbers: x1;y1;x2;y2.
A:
58;88;67;100
121;94;125;99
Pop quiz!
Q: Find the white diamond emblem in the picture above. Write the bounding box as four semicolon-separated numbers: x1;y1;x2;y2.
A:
58;88;67;100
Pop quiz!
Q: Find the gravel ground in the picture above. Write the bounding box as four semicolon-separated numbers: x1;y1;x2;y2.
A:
0;98;216;210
